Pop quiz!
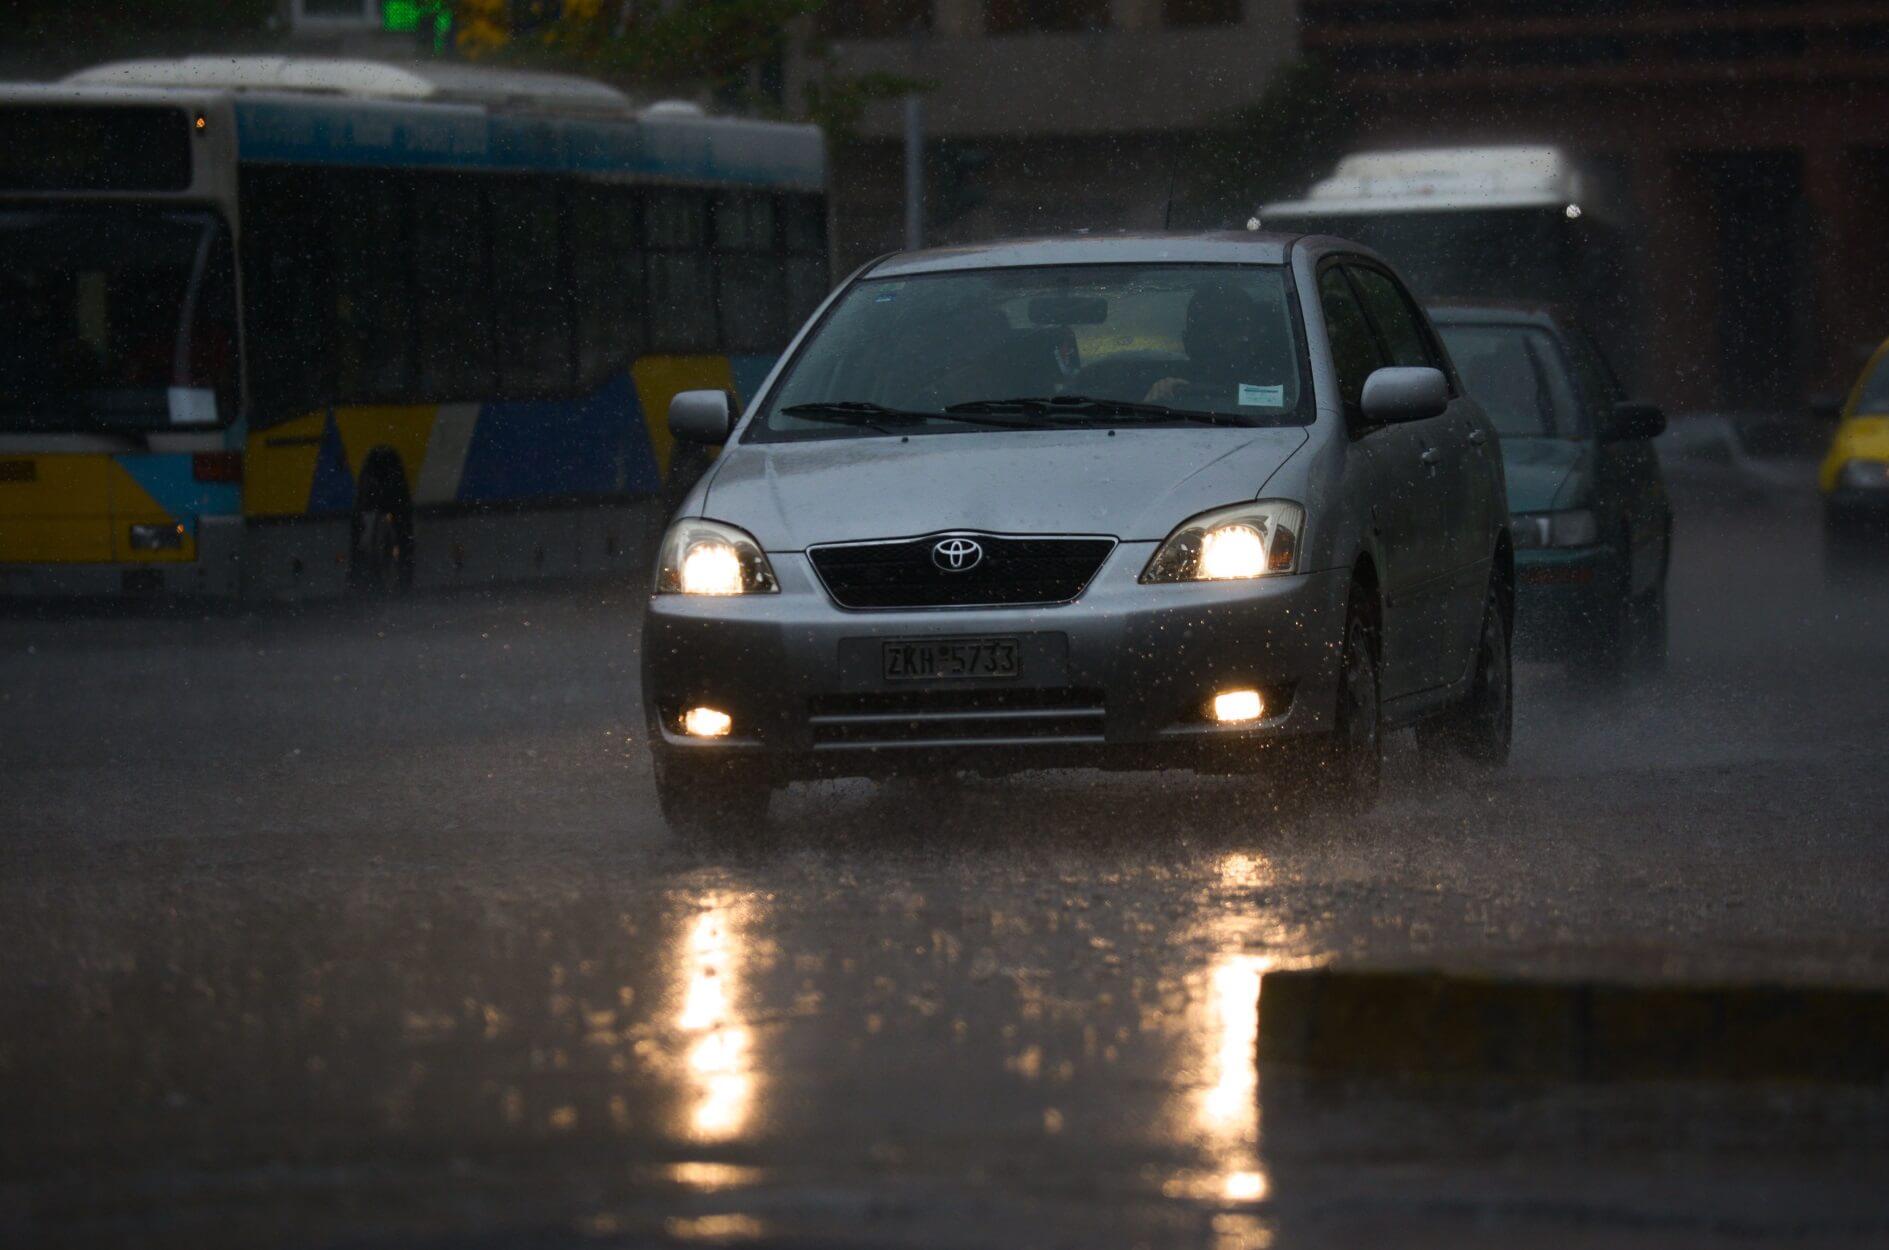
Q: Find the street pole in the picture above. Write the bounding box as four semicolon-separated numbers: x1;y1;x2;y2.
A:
903;92;925;251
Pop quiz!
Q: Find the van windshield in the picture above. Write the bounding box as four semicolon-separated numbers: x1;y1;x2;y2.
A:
0;207;238;431
751;263;1310;439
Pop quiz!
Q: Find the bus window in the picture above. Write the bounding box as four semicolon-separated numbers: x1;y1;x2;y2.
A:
714;191;785;353
490;180;574;397
645;189;716;353
333;170;416;402
239;168;338;427
569;183;644;388
414;174;495;401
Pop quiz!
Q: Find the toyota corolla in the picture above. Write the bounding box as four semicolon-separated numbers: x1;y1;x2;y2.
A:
642;235;1513;834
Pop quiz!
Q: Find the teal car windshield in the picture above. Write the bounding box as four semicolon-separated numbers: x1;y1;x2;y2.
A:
1437;322;1581;439
752;264;1311;439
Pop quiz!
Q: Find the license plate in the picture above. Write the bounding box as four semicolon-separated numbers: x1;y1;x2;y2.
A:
883;636;1021;681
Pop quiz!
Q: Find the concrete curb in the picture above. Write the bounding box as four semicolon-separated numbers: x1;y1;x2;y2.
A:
1258;967;1889;1083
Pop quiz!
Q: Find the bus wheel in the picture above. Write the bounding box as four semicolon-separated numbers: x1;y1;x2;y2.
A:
350;468;414;595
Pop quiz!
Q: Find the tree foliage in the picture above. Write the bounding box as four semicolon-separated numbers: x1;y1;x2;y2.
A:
444;1;923;137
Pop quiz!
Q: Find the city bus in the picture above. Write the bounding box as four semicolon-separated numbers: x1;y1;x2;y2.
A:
0;56;828;599
1259;146;1638;382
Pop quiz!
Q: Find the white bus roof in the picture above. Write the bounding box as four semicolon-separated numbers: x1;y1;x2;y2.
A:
1262;145;1587;217
67;55;636;117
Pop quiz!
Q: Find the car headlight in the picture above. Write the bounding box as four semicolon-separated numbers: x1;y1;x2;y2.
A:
1510;509;1599;549
1142;501;1303;583
656;518;779;595
1838;459;1889;490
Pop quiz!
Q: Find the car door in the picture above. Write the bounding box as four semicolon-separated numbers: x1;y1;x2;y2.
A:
1565;324;1669;599
1345;263;1493;692
1316;261;1430;702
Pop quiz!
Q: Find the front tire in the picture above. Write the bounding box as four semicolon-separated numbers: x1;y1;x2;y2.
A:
1301;593;1382;809
653;750;771;840
1418;586;1513;767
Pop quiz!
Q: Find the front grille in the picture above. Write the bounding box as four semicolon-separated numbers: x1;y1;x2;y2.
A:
808;534;1115;609
809;687;1106;748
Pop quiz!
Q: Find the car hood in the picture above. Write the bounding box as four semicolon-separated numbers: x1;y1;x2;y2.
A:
1501;436;1592;513
700;427;1311;549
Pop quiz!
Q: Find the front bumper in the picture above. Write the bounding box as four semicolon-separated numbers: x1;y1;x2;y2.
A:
642;543;1351;781
1512;546;1617;657
0;517;242;599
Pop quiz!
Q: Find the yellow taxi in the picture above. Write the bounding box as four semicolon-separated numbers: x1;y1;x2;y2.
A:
1821;337;1889;555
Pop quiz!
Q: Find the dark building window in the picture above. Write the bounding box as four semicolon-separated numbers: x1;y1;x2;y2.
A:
1163;0;1241;27
984;0;1110;35
822;0;933;37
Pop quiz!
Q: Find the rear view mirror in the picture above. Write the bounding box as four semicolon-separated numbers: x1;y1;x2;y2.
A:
1360;366;1448;424
669;389;735;446
1027;295;1108;326
1601;400;1666;443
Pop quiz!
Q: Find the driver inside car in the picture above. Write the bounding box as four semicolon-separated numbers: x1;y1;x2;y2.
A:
1144;281;1266;405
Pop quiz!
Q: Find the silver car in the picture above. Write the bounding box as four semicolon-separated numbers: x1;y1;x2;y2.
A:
643;234;1512;834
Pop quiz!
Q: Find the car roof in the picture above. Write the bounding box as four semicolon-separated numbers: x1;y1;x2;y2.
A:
1426;300;1569;331
865;232;1299;277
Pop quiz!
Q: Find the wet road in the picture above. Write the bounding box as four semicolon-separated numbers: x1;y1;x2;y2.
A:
4;462;1889;1247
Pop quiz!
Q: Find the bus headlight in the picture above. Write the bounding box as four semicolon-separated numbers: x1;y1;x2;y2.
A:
657;519;779;595
1142;501;1303;583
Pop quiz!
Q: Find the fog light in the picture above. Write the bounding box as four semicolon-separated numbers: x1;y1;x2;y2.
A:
128;522;186;551
1212;689;1264;724
682;706;733;738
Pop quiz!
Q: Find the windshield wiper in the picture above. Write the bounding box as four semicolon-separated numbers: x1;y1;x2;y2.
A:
945;395;1256;427
778;401;1057;432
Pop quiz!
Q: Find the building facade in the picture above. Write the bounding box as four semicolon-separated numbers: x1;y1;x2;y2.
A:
788;1;1302;268
1301;0;1889;408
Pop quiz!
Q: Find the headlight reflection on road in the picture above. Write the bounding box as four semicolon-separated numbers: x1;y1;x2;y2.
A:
673;895;758;1144
1181;852;1278;1212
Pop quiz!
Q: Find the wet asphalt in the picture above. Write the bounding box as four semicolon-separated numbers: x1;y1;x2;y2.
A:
4;456;1889;1248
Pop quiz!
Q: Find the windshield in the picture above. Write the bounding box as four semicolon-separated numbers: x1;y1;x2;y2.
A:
0;207;238;431
1853;351;1889;416
1436;322;1580;438
752;263;1309;438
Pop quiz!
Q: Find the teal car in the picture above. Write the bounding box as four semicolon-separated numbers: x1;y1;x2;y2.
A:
1431;305;1671;676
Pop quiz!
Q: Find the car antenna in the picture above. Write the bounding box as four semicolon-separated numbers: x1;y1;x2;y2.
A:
1163;172;1175;231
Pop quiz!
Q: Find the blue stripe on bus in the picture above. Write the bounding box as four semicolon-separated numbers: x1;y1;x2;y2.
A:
232;99;823;189
456;372;660;504
113;453;243;532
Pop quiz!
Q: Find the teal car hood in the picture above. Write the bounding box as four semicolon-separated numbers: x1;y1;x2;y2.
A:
1501;437;1592;513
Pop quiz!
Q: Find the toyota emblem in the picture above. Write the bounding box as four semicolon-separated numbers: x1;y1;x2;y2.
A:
931;538;983;572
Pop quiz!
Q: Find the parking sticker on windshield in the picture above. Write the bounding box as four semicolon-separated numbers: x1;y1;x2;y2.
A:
1237;383;1284;407
873;284;903;303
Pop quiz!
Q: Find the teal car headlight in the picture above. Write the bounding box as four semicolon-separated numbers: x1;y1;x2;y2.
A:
1510;509;1599;550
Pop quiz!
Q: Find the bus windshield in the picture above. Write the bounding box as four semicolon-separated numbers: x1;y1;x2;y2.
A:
0;207;238;431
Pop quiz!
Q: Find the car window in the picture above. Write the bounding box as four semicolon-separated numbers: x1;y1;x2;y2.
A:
1435;322;1579;438
1347;265;1442;371
1853;351;1889;416
753;262;1311;438
1318;265;1386;412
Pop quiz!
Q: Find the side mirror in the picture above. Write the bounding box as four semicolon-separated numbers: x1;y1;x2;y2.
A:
669;389;735;446
1360;366;1448;424
1809;391;1844;421
1601;399;1666;443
